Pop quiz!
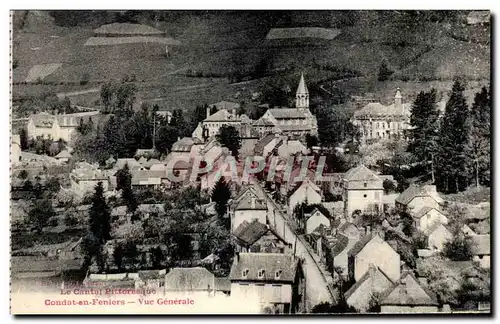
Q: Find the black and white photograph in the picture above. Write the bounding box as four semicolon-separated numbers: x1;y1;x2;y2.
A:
9;10;491;315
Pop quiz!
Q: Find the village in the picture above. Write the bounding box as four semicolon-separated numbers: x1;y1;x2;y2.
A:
10;11;491;315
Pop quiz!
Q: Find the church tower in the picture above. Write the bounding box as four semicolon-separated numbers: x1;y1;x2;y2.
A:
296;73;309;109
394;87;403;114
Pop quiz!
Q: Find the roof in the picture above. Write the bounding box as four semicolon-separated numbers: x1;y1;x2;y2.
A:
354;102;412;118
254;134;280;155
210;101;241;111
395;185;442;206
253;118;276;127
296;73;308;95
165;267;215;291
230;253;299;282
11;256;82;273
426;222;451;236
71;164;108;180
268;108;307;119
94;23;164;35
204;109;240;122
471;235;490;255
235;194;267;211
130;170;166;185
338;222;359;234
343;164;381;182
413;206;445;220
344;265;393;300
55;150;72;159
380;272;438;306
138;269;166;280
171;137;201;152
233;220;270;246
329;233;350;257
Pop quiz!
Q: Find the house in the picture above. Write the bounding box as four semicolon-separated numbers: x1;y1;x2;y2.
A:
11;134;21;166
348;233;400;283
170;137;203;160
352;88;411;142
54;150;72;163
336;221;361;240
471;235;490;268
135;269;167;289
229;253;304;314
345;265;394;312
232;192;267;232
70;162;109;197
305;208;330;235
288;180;322;213
329;230;360;278
254;133;283;157
254;74;318;138
26;111;99;142
233;220;291;254
427;223;452;252
277;139;308;158
164;267;226;295
130;170;167;190
413;206;448;234
343;164;384;220
11;256;83;280
191;106;246;140
395;184;443;216
466;11;490;25
237;123;261;156
379;272;439;313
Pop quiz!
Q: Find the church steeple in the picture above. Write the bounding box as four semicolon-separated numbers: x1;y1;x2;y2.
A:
296;73;309;109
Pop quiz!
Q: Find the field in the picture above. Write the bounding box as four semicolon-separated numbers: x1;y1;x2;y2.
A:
11;11;491;115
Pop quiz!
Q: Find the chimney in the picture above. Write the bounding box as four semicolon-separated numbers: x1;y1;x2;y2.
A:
177;136;181;142
395;87;403;113
206;106;211;119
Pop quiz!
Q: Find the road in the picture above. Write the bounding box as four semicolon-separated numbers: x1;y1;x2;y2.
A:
250;179;336;311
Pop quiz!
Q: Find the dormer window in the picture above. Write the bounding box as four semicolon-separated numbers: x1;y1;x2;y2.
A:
275;270;282;279
242;269;249;278
257;269;265;278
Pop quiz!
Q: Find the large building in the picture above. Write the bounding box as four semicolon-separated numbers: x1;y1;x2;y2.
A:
192;104;250;140
352;88;411;142
254;74;318;138
26;111;99;142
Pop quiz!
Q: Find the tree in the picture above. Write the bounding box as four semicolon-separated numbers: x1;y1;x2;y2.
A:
408;89;440;182
377;60;393;81
89;182;111;243
216;125;241;157
19;128;29;150
305;134;318;149
436;79;470;193
113;244;124;271
382;178;396;194
211;178;231;226
100;82;113;113
311;300;356;313
116;163;132;191
122;240;139;268
123;186;138;214
150;246;164;269
18;169;29;180
27;198;55;232
466;86;491;187
443;233;474;261
315;106;353;148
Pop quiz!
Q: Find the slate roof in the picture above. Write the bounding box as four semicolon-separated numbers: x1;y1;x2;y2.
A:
130;170;166;185
230;253;299;282
268;108;307;119
235;194;267;210
395;185;442;206
171;137;201;152
329;233;350;257
11;256;82;273
165;267;215;291
343;164;381;182
204;109;241;122
296;73;308;94
254;134;280;155
380;272;438;307
471;234;490;255
354;102;412;118
253;118;276;127
413;206;445;220
233;220;269;246
344;265;393;300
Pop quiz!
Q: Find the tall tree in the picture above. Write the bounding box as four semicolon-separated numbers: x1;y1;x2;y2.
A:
123;185;138;214
27;198;55;232
19;128;29;150
211;178;231;225
436;79;470;193
89;182;111;242
377;60;393;81
466;86;491;187
408;89;440;182
116;163;132;191
216;125;241;157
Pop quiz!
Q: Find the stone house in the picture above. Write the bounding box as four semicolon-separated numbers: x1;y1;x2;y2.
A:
413;206;449;234
345;265;394;312
233;220;291;254
288;180;322;213
395;184;443;216
427;223;452;252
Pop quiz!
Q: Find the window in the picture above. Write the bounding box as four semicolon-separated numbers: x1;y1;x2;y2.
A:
257;269;265;278
275;270;283;279
242;269;249;278
364;182;367;188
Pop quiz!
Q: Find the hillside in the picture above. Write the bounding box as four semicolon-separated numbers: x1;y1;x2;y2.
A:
11;10;490;113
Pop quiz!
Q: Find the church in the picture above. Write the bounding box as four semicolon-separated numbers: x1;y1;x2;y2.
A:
253;74;318;139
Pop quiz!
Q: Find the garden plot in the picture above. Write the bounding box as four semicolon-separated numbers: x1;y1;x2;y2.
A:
24;63;62;82
266;27;341;40
84;36;180;46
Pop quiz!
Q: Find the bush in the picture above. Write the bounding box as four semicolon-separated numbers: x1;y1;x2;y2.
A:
443;234;474;261
383;179;396;194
